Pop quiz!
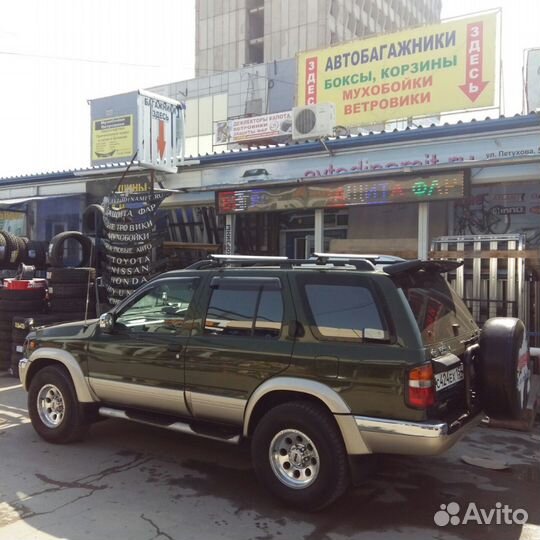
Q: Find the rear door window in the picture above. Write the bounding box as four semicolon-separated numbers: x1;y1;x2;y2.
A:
204;277;284;338
399;271;477;345
299;275;389;342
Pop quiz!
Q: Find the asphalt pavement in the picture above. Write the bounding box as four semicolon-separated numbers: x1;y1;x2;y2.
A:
1;374;539;540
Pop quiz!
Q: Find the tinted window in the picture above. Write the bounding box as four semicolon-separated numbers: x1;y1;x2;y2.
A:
116;279;198;335
400;271;477;345
302;278;387;341
205;281;283;338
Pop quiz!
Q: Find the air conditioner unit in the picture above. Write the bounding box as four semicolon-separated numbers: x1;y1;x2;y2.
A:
292;103;336;140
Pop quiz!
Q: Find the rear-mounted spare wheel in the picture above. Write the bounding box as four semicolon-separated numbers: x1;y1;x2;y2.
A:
479;317;531;420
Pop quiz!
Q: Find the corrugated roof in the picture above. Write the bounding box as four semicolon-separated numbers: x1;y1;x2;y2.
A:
0;113;538;186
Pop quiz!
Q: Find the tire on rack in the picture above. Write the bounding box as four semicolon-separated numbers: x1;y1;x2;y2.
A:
479;317;531;420
0;299;45;312
251;401;350;511
0;288;46;301
48;283;95;299
0;231;19;265
0;329;13;341
15;236;27;264
82;204;104;235
47;267;96;284
48;232;93;268
50;298;95;313
24;240;48;267
27;365;89;443
9;353;22;379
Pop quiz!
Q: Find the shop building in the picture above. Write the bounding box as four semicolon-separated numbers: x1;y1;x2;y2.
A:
1;113;539;336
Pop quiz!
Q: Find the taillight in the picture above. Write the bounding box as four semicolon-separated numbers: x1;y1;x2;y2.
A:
407;363;435;409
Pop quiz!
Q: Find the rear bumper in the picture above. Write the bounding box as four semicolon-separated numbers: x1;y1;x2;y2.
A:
353;411;482;456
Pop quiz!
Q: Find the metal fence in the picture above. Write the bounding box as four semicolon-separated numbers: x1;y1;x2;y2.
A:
431;234;540;346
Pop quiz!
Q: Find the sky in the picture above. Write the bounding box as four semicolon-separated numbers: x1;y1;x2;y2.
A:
0;0;538;179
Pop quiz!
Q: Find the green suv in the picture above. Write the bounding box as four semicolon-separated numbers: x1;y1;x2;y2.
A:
19;254;531;510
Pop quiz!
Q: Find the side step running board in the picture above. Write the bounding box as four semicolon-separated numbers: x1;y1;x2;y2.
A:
98;407;241;445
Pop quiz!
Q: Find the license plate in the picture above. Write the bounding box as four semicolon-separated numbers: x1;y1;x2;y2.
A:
435;364;464;391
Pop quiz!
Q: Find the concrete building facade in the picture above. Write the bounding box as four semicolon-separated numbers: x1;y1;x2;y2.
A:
196;0;442;76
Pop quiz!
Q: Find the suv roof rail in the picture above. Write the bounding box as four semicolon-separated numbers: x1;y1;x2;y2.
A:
314;252;405;265
185;253;406;271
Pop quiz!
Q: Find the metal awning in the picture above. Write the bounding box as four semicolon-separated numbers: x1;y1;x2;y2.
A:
0;196;58;207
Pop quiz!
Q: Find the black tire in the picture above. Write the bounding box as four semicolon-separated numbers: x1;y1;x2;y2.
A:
102;240;154;256
50;312;88;323
48;232;93;268
27;365;88;443
0;299;45;312
251;401;349;511
50;298;95;313
0;330;13;341
0;233;6;264
24;240;48;267
47;267;96;284
0;231;19;265
479;317;531;420
9;353;22;379
82;204;104;235
0;321;12;331
49;283;95;299
15;236;27;264
0;288;46;301
105;253;152;267
12;331;29;343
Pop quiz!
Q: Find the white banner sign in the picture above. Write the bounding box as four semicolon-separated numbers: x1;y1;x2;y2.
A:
214;111;292;145
526;48;540;112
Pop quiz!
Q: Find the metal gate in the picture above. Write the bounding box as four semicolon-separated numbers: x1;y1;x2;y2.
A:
430;234;540;346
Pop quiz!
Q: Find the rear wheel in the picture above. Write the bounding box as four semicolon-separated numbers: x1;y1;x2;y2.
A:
252;401;349;511
28;366;88;443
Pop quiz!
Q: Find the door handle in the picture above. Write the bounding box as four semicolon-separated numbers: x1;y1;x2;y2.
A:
167;343;184;353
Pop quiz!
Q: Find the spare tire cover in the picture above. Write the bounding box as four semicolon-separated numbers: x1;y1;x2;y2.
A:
479;317;531;420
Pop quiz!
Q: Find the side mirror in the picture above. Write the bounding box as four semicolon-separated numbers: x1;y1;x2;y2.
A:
99;312;115;333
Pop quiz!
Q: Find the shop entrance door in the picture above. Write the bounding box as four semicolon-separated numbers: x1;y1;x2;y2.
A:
294;235;314;258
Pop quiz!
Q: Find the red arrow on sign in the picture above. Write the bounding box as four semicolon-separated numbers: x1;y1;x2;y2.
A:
157;120;166;159
459;21;489;102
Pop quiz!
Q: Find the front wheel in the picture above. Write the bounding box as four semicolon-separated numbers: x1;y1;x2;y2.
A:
28;365;88;443
251;401;349;511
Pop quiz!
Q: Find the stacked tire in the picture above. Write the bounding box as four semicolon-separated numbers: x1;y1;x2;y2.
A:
0;232;48;269
47;267;97;321
0;284;47;373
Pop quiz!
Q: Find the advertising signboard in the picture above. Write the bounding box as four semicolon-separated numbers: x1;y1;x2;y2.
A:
297;12;499;126
525;48;540;112
90;90;185;172
137;90;185;172
217;172;466;214
214;111;292;145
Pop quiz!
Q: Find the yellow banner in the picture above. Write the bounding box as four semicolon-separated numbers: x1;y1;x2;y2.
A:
297;13;498;126
92;115;134;161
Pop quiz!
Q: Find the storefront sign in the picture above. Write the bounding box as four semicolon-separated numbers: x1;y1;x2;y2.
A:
297;12;498;126
201;131;540;187
217;172;466;214
214;112;292;145
453;181;540;244
92;115;134;161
